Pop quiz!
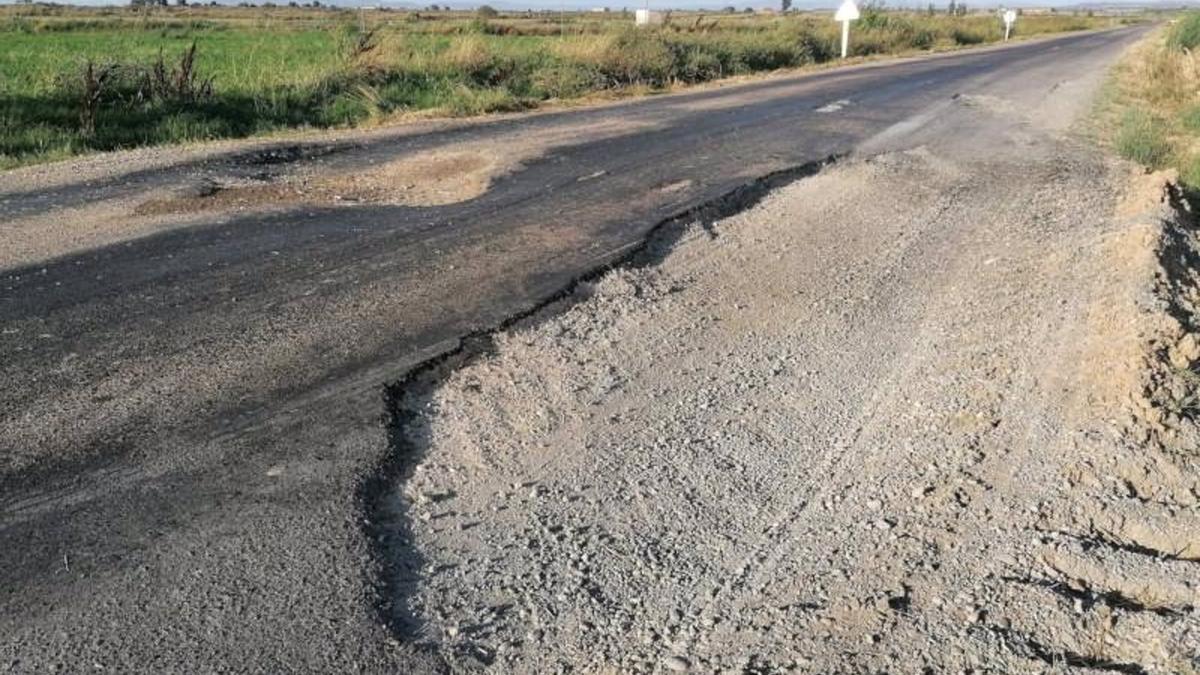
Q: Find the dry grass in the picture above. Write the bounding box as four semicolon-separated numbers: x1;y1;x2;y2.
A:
1107;18;1200;190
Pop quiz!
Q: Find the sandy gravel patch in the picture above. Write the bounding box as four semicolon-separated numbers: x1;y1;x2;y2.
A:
134;149;512;216
383;101;1200;673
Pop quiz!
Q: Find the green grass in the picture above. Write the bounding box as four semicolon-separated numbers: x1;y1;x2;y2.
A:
0;21;354;166
1180;103;1200;132
1167;10;1200;51
1107;14;1200;203
0;5;1120;168
1115;108;1172;167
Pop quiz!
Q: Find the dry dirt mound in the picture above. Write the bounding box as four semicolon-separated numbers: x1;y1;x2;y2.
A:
379;100;1200;673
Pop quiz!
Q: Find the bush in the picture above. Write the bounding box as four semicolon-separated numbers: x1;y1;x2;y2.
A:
531;64;598;99
951;27;985;45
557;32;674;86
439;36;524;86
1115;108;1171;168
677;46;723;82
443;84;527;115
723;34;806;69
795;32;835;62
1167;12;1200;52
476;5;498;18
916;29;937;49
859;7;891;29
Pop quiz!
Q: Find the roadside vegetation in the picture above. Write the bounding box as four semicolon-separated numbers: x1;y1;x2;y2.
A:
1107;12;1200;200
1;3;1121;168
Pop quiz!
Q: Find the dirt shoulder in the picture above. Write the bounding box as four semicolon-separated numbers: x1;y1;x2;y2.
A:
384;67;1200;673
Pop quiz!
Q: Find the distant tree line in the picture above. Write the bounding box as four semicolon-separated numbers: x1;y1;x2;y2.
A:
918;2;970;15
130;0;326;6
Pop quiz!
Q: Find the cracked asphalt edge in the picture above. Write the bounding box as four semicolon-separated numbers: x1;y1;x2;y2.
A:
356;153;842;645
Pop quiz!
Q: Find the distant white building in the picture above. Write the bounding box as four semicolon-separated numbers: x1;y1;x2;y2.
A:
635;8;665;24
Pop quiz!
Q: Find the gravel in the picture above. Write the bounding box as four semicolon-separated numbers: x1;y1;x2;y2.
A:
386;92;1200;673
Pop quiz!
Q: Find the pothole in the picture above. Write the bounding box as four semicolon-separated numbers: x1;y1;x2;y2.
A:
133;149;514;216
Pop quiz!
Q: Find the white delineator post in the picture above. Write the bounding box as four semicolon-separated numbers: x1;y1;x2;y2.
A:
1002;9;1016;41
834;0;860;59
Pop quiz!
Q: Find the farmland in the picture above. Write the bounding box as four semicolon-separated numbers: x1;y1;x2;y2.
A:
0;3;1118;167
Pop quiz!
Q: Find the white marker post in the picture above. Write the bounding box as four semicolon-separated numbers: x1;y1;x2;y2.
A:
834;0;860;59
1002;9;1016;41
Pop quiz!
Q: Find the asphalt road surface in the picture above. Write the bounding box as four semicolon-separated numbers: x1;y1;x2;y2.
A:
1;26;1148;672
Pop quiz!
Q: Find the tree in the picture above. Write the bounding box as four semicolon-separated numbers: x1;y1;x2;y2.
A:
926;2;934;15
476;4;498;17
780;0;791;11
722;5;735;11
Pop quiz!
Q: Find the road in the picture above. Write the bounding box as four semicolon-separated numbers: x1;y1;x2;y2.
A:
1;26;1149;672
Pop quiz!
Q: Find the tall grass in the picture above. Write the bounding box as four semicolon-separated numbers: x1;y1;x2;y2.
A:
1107;14;1200;200
1115;108;1171;167
0;5;1118;168
1167;11;1200;51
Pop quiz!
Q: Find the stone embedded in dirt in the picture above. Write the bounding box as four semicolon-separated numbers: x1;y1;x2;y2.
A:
1169;333;1199;369
663;655;691;671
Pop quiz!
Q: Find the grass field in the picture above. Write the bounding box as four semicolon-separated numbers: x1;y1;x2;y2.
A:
0;3;1122;168
1106;12;1200;200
